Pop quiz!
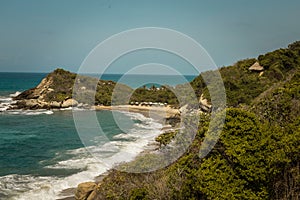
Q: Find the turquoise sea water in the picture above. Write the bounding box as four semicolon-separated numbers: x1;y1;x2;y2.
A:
0;72;195;199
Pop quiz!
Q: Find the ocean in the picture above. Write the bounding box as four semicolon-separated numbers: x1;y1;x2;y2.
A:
0;72;195;200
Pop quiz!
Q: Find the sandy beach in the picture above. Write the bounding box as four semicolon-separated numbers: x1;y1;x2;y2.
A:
92;105;180;119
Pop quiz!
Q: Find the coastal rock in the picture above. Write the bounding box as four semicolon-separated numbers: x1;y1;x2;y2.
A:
75;182;97;200
15;77;54;101
62;99;78;108
179;104;189;114
16;99;49;109
87;190;97;200
50;101;61;108
199;94;212;112
12;69;82;109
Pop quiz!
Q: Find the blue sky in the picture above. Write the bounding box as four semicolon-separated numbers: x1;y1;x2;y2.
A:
0;0;300;74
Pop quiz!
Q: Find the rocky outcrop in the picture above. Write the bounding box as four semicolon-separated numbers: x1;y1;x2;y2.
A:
15;99;50;109
14;76;54;101
13;98;79;109
11;68;127;110
199;94;212;112
50;101;61;108
75;182;98;200
12;69;80;110
62;99;78;108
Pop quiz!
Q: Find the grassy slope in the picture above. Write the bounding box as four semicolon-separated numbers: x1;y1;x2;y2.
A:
93;41;300;200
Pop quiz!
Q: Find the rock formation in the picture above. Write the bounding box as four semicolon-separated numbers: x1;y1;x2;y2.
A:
11;68;131;110
12;69;81;109
199;94;212;112
75;182;98;200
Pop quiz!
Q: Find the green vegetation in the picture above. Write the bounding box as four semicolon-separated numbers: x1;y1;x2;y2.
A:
129;85;179;106
18;41;300;199
36;68;132;105
96;108;299;200
191;41;300;108
155;130;178;147
44;68;76;102
31;69;179;106
91;41;300;199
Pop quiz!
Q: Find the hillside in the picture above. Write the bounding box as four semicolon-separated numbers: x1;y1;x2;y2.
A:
12;68;182;110
75;41;300;200
13;69;133;109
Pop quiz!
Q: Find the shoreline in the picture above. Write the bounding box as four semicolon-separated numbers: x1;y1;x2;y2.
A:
92;105;180;119
57;105;181;200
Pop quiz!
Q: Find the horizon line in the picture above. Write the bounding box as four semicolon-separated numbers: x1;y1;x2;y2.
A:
0;71;198;76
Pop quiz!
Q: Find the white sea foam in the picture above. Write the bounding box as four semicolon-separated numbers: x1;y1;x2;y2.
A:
1;110;163;200
1;91;90;114
59;107;73;111
0;94;54;115
0;97;12;102
113;133;138;140
0;91;21;111
0;96;13;112
9;91;21;97
6;110;54;116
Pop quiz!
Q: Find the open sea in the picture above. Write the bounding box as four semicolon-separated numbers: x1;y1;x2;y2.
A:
0;72;195;200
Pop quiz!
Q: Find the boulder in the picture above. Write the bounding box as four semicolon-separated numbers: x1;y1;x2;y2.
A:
199;94;212;112
15;99;51;109
16;99;39;109
61;99;78;108
179;104;189;114
50;101;61;108
87;190;97;200
75;182;97;200
37;100;50;108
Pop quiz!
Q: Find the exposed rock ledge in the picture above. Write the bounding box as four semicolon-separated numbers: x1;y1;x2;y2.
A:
13;98;79;110
11;69;82;110
199;94;212;112
75;182;99;200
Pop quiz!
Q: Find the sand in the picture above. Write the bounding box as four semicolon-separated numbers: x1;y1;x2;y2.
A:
92;105;180;119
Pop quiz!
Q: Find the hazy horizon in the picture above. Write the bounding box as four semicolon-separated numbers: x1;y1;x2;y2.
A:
1;0;300;74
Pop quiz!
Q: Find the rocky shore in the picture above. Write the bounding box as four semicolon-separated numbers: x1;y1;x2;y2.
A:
9;68;209;200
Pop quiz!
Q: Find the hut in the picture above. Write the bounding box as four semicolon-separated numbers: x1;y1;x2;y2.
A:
249;61;264;71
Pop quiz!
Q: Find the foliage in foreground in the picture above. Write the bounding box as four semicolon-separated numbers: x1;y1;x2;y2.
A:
96;108;299;199
92;41;300;200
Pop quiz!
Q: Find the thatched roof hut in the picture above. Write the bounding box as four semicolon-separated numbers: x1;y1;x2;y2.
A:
249;61;264;71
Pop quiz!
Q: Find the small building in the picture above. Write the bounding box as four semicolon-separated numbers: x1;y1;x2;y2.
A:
249;61;264;71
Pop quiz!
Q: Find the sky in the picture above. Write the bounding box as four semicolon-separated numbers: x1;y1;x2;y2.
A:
0;0;300;74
